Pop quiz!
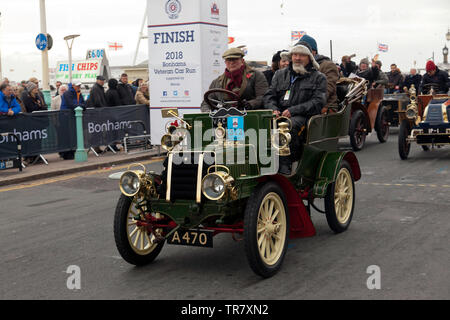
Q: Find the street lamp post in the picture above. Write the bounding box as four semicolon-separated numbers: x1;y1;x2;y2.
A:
0;12;3;81
64;34;80;84
39;0;51;108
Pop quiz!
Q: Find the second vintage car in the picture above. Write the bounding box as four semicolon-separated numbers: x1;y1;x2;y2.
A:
398;86;450;159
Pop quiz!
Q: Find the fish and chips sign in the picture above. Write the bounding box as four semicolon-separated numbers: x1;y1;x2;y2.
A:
55;59;102;83
56;48;110;84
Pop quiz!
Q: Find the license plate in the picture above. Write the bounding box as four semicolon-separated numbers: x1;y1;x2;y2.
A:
167;229;213;248
0;160;14;170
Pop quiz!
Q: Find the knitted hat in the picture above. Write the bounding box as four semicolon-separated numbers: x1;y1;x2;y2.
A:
426;60;436;72
294;34;317;52
26;82;37;92
281;45;320;70
360;58;370;66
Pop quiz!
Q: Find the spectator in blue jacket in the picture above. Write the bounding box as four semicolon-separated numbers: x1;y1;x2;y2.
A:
0;83;22;116
61;82;86;110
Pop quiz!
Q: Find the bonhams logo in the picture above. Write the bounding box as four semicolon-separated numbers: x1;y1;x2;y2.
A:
165;0;181;19
0;129;48;144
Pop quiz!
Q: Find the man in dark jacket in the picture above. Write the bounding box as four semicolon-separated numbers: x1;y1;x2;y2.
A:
61;82;86;110
420;61;450;94
403;68;422;92
387;64;403;93
106;79;122;106
117;73;136;105
264;44;327;174
295;34;339;110
86;76;107;108
356;58;379;87
340;55;357;77
200;47;268;112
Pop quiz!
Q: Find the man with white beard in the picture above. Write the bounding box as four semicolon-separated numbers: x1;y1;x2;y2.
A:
264;44;327;175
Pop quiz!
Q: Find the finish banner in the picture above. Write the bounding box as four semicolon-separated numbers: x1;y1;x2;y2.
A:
0;110;76;160
147;0;228;143
83;105;150;148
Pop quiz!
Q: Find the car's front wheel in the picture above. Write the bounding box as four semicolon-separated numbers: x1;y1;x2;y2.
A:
398;120;411;160
114;194;165;266
244;181;289;278
324;160;355;233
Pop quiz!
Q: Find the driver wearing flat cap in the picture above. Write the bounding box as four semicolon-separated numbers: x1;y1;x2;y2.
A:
200;47;268;112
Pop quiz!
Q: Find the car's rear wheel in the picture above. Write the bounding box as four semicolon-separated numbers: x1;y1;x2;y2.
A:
114;194;164;266
324;160;355;233
398;120;411;160
244;181;289;278
349;110;366;151
376;106;390;143
421;145;429;151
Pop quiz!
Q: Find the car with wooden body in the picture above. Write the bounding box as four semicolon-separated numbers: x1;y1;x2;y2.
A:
345;81;390;151
380;91;411;127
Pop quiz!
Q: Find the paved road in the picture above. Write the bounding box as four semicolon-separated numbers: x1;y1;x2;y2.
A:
1;130;449;300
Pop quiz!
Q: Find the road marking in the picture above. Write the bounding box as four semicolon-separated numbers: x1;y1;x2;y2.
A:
0;158;164;193
360;182;450;189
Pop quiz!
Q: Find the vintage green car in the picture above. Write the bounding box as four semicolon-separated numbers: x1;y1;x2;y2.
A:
113;83;363;278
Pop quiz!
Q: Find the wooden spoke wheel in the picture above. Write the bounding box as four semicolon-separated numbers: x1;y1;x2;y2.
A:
398;120;411;160
244;182;289;278
349;110;367;151
376;106;390;143
325;160;355;233
114;194;164;265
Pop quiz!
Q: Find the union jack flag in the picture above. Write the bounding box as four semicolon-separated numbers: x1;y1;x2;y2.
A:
378;43;388;52
291;31;306;41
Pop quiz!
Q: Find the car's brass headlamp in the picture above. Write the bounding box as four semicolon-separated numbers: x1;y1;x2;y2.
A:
119;163;147;197
215;122;226;141
161;121;188;152
406;104;418;120
272;118;292;156
161;133;181;151
201;165;234;200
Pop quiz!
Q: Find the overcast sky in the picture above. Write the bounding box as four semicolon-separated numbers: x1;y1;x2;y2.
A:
0;0;449;82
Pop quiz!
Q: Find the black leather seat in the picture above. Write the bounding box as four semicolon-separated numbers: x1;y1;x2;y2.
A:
336;84;350;103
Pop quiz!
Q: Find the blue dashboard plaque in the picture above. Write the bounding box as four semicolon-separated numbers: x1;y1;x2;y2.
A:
227;116;244;141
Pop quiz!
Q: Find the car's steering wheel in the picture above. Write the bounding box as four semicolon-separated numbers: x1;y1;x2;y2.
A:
204;89;241;110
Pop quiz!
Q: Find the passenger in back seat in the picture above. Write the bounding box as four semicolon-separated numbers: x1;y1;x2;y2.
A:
294;35;339;113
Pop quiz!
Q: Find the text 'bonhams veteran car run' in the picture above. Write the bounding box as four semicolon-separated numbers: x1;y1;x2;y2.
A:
113;80;364;278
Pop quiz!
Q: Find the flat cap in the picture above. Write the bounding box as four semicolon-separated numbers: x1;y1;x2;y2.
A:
222;47;245;59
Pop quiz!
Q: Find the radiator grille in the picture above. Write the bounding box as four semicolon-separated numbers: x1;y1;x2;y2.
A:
166;152;213;201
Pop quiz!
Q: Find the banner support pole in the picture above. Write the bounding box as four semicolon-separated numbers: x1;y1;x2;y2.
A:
74;107;88;162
